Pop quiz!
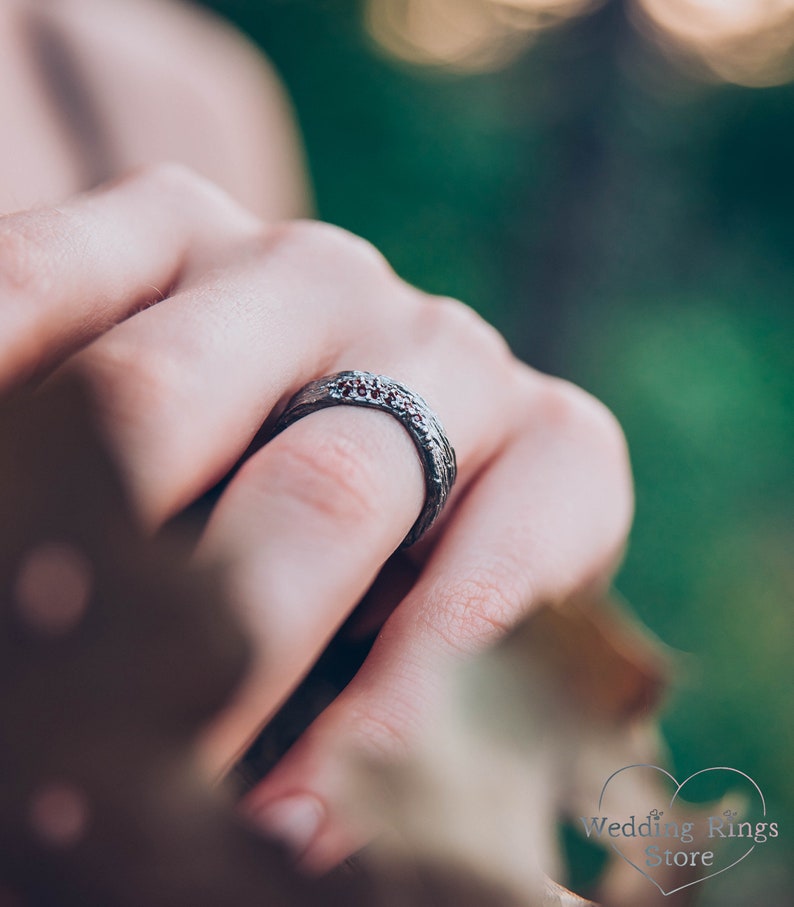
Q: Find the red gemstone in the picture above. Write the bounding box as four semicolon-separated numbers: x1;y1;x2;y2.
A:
357;386;367;396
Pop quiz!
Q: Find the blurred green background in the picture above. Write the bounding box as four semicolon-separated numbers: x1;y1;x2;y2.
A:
201;0;792;900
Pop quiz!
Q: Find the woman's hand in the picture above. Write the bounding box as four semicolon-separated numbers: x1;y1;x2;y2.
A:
0;164;633;869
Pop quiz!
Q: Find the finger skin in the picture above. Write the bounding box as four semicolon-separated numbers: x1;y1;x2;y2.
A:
188;301;525;773
68;220;419;522
195;405;424;775
0;162;257;389
70;218;519;527
240;379;633;870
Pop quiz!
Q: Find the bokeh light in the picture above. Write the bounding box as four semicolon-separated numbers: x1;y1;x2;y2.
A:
14;542;93;637
27;782;90;849
365;0;599;72
634;0;794;86
367;0;794;85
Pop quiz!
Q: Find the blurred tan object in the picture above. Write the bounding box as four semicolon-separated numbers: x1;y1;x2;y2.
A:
0;0;309;217
632;0;794;86
367;0;794;86
365;0;598;71
336;593;689;906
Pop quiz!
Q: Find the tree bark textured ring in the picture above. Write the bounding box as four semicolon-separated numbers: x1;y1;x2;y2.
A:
269;370;457;547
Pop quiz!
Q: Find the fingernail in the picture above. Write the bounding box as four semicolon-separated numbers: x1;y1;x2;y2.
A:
250;794;325;857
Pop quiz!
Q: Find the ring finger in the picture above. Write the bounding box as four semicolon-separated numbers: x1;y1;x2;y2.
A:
65;221;522;766
196;329;521;772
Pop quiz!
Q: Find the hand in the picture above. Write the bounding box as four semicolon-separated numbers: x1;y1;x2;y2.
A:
0;164;633;869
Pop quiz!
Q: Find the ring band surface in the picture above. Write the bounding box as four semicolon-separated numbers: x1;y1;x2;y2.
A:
270;370;457;547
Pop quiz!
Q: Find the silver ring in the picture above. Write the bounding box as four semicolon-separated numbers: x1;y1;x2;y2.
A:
269;370;457;547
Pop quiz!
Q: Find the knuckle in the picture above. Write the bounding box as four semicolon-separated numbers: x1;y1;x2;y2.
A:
266;426;384;529
126;160;205;195
537;377;628;458
0;219;55;299
124;162;258;234
418;295;514;366
346;702;415;760
74;337;182;418
273;220;393;277
531;376;634;540
423;564;521;655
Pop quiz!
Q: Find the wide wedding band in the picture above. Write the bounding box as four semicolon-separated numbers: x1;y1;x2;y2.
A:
270;370;457;547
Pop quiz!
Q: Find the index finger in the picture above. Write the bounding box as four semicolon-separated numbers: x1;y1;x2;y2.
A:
0;163;257;389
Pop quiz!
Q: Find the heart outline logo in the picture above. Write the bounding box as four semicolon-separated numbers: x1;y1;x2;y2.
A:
598;764;766;897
